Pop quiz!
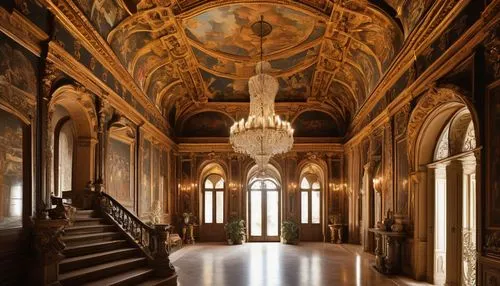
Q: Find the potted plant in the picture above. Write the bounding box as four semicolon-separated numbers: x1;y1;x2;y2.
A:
281;218;299;244
224;217;246;245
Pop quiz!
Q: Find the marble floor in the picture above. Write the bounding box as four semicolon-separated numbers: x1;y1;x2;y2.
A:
169;242;431;286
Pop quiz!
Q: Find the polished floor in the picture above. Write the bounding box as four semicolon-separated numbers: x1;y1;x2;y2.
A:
170;242;430;286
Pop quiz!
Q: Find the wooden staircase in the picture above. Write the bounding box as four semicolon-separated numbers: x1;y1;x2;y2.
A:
59;209;176;286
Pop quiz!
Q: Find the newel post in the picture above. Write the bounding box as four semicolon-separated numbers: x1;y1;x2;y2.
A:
33;218;69;285
152;224;177;278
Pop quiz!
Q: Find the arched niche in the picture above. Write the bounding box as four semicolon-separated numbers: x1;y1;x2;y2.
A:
292;110;343;137
178;111;234;137
49;84;98;196
106;115;136;211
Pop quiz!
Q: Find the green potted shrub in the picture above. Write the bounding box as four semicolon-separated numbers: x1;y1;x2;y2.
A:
224;217;246;245
281;218;299;244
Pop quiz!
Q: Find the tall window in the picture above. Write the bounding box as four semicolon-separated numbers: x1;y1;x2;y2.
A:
300;175;321;224
57;120;74;196
204;174;224;224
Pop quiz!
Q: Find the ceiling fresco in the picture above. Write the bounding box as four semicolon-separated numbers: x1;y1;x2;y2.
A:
71;0;432;137
181;4;325;57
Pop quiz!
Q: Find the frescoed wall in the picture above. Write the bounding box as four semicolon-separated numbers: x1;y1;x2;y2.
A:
179;111;233;137
106;137;133;210
0;109;23;230
293;111;341;137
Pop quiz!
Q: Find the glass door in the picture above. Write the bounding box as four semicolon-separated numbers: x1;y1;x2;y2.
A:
248;179;280;241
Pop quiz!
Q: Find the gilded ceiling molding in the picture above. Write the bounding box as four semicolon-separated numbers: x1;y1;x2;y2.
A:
196;57;318;80
43;0;169;127
175;0;330;19
0;7;48;56
350;0;465;127
177;142;344;153
347;0;499;146
47;41;176;148
156;79;184;107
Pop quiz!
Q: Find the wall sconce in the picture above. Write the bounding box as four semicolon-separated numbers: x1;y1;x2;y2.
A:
229;182;239;191
373;177;382;192
330;182;347;192
179;183;197;192
288;182;297;192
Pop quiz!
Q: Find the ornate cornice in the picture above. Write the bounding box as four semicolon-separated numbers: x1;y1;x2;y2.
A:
42;0;169;131
177;142;343;153
0;7;48;56
350;0;467;130
47;41;176;148
346;0;500;147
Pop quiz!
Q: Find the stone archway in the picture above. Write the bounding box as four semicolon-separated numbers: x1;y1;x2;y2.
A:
48;85;98;197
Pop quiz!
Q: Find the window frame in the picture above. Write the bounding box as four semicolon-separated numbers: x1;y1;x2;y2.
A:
203;174;225;224
300;174;321;225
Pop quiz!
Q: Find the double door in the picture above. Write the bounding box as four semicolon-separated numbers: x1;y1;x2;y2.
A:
249;187;280;241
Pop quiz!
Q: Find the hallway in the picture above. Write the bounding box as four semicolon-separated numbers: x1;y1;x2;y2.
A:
170;243;428;286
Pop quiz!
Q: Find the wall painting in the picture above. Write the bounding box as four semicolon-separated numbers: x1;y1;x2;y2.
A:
0;109;23;229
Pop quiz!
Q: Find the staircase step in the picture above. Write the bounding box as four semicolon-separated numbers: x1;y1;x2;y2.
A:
75;210;99;218
64;240;129;258
82;267;154;286
65;224;116;235
63;232;122;247
135;274;178;286
60;248;140;273
59;257;147;285
73;217;106;226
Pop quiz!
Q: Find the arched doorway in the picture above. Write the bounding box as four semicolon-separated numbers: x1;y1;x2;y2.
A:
49;85;97;197
53;113;75;196
298;162;326;241
247;164;281;242
198;162;227;241
408;87;479;285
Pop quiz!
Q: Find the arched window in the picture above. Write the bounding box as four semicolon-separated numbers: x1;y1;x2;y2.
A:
300;174;321;224
203;174;224;224
56;119;74;196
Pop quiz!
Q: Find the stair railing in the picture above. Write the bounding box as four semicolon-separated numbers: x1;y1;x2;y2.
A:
97;192;176;277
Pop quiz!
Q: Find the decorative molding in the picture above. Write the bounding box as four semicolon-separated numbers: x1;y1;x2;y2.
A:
0;7;48;56
350;0;469;132
43;0;169;131
47;41;176;148
178;142;343;154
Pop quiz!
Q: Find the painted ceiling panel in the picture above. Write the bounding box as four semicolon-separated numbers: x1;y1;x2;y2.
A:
181;4;325;57
72;0;431;136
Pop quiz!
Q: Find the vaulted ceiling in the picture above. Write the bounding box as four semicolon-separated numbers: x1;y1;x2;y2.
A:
73;0;433;138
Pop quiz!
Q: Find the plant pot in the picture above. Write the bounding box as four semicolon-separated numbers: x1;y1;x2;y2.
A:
227;239;233;245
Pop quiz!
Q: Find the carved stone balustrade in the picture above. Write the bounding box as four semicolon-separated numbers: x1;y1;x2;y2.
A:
368;228;406;275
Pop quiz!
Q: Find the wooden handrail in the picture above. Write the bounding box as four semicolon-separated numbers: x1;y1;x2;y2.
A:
100;192;153;231
98;191;174;275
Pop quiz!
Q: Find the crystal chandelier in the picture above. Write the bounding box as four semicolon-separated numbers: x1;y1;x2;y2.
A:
229;16;294;170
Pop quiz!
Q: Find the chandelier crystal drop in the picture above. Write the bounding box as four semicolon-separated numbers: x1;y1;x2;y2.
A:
229;17;294;171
